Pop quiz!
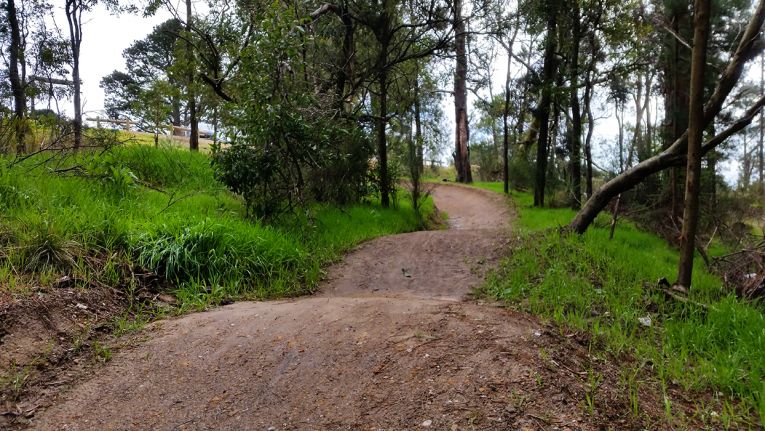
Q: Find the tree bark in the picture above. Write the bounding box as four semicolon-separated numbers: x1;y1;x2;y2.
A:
677;0;711;289
757;54;765;195
453;0;472;183
570;0;765;233
378;67;390;207
569;0;582;209
534;0;558;207
502;23;519;194
6;0;26;154
186;0;199;151
65;0;83;149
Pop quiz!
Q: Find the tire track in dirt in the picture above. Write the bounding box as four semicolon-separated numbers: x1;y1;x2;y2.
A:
29;184;650;430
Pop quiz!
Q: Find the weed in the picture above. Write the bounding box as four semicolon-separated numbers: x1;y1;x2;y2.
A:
584;367;602;416
92;341;112;362
1;365;30;401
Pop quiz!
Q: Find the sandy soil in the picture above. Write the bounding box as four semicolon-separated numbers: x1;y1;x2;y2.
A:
25;185;690;430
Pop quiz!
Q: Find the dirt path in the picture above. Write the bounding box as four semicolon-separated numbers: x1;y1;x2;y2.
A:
28;185;667;430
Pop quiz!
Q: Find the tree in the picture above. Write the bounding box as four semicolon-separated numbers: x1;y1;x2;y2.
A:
676;0;711;289
184;0;199;151
453;0;472;183
566;0;582;209
100;19;184;126
64;0;86;148
570;0;765;234
134;79;175;146
5;0;26;153
533;0;559;207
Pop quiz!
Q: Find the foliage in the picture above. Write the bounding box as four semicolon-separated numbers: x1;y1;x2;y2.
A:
211;4;376;218
0;144;429;308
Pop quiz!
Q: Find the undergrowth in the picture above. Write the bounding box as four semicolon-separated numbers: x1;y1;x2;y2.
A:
0;144;428;310
474;182;765;429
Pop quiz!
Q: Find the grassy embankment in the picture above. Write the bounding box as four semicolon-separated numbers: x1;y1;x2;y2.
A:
473;181;764;428
0;144;431;311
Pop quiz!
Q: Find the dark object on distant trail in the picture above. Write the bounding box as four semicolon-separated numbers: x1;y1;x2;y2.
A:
442;178;449;182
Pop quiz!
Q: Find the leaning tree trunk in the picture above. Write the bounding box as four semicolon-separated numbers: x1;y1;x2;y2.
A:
6;0;26;154
186;0;199;151
533;0;558;207
453;0;472;183
677;0;711;289
570;0;765;234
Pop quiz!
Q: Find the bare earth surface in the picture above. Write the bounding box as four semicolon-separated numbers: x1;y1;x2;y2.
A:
28;185;684;430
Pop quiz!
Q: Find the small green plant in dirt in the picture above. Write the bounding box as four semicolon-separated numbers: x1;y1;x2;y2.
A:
473;183;765;426
584;368;602;416
1;365;30;401
92;341;113;362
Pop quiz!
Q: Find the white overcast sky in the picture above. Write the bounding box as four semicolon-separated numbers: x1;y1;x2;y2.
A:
47;2;748;184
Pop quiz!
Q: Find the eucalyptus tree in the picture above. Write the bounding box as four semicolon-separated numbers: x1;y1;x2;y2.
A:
100;19;184;125
4;0;25;153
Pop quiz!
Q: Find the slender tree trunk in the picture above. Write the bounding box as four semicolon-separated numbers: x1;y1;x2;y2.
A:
378;68;390;207
335;3;355;110
569;1;582;209
414;72;423;172
6;0;26;154
186;0;199;151
584;77;594;198
65;0;83;149
503;49;513;194
502;22;519;194
534;0;558;207
453;0;472;183
616;102;624;170
757;53;765;195
677;0;711;289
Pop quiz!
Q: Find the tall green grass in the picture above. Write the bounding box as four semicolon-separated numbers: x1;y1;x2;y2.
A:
0;144;428;309
474;182;765;427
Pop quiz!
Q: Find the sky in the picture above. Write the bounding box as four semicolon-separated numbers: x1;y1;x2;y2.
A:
47;3;175;119
42;2;744;185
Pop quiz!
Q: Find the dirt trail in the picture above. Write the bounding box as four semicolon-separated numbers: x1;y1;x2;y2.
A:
28;185;665;430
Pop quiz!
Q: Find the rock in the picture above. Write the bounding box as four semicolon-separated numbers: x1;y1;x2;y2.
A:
421;419;433;427
638;316;652;327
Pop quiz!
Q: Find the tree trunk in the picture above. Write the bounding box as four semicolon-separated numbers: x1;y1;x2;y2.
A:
335;3;355;110
569;0;582;209
757;53;765;195
378;67;390;207
65;0;83;149
414;72;423;173
677;0;711;289
186;0;199;151
534;0;558;207
453;0;472;183
6;0;26;154
503;52;512;194
571;0;765;234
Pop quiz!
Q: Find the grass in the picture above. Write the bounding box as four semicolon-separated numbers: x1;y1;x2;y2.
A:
0;143;429;310
473;182;765;428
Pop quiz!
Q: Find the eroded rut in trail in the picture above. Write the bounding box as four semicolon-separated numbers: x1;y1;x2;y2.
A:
28;185;681;430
